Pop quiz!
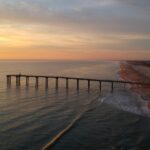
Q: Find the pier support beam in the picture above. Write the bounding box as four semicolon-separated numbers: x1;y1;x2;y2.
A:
66;78;69;89
99;81;102;92
77;79;79;91
35;77;39;88
56;77;58;89
111;82;114;93
7;75;11;87
45;77;48;89
26;77;29;86
16;76;20;87
88;80;90;91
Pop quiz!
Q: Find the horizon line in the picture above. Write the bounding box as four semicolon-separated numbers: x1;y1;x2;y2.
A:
0;58;149;62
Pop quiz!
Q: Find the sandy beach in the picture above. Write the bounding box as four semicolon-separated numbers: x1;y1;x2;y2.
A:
119;61;150;108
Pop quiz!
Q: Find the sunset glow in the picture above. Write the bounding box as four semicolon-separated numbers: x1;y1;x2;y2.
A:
0;0;150;60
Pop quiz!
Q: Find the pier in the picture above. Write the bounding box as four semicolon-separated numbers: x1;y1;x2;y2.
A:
6;74;150;92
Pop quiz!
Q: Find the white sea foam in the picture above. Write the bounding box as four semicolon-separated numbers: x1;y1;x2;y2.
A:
101;91;150;117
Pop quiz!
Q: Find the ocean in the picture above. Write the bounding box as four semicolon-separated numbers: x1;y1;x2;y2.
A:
0;60;150;150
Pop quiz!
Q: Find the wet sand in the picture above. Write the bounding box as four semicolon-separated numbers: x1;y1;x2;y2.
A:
119;61;150;108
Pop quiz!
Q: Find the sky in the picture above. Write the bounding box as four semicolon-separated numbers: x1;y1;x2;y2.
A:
0;0;150;60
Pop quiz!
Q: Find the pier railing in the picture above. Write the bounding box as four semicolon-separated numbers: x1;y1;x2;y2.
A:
6;74;150;92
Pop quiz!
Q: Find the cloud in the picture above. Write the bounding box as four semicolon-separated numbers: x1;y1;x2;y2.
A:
115;0;150;7
0;0;149;60
0;0;149;35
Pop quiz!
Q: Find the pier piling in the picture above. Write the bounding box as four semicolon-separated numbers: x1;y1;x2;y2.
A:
26;77;29;86
111;82;114;93
45;77;48;89
35;77;39;88
7;75;11;87
45;77;49;89
88;80;90;91
16;76;20;87
77;79;79;91
99;81;102;92
66;78;69;89
56;77;58;89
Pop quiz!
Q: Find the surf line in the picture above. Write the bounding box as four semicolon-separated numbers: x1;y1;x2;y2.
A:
42;112;84;150
42;95;103;150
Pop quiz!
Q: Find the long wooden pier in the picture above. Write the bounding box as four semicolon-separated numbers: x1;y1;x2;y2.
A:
6;74;150;92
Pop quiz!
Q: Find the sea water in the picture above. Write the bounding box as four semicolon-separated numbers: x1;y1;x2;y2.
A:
0;60;150;150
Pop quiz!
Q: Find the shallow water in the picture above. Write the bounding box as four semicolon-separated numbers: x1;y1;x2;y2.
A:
0;60;150;150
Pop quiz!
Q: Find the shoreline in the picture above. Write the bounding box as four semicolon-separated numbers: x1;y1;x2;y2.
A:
119;61;150;108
